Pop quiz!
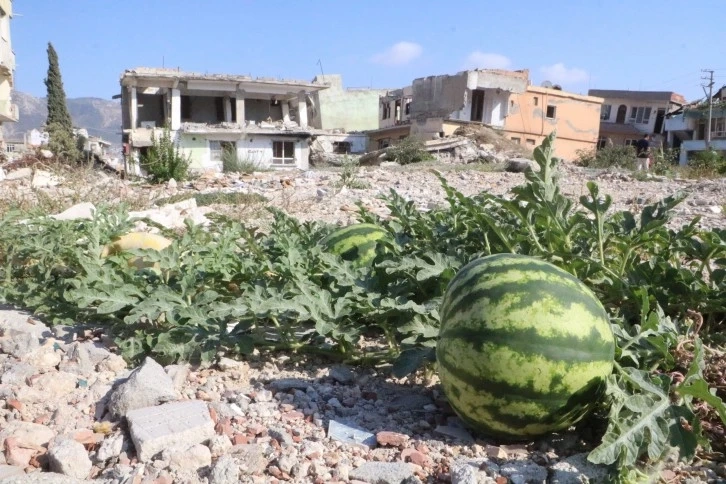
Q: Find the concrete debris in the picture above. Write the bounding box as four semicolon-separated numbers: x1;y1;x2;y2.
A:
107;357;177;419
327;419;377;448
47;438;93;479
348;461;417;483
50;202;96;221
125;400;215;462
506;157;538;173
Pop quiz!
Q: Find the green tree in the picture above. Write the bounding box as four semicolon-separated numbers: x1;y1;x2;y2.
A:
44;42;79;162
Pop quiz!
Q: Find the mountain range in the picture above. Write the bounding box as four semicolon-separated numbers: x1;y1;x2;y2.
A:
3;90;122;145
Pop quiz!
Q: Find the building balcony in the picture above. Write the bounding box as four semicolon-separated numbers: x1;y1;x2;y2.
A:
0;100;18;122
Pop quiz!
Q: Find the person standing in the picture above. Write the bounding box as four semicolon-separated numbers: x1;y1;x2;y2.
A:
635;134;651;171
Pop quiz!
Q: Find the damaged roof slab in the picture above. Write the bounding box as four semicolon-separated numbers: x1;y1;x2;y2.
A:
121;67;328;93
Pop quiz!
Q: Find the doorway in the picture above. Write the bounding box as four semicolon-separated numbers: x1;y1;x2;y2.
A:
471;89;485;122
615;104;627;124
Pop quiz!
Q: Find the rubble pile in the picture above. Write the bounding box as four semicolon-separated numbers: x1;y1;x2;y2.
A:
6;309;709;483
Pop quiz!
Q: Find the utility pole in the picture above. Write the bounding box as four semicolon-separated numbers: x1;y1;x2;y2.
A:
701;69;715;148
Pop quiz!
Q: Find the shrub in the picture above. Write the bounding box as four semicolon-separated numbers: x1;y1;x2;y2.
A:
140;127;190;183
46;122;81;163
334;156;369;189
687;148;726;176
575;145;636;169
387;137;434;165
222;148;260;174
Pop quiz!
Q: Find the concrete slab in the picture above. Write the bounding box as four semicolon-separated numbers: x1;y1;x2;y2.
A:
126;400;215;462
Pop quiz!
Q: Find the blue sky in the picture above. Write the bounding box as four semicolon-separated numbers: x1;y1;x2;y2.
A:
11;0;726;102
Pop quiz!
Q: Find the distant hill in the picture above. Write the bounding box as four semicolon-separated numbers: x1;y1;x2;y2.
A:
3;90;122;145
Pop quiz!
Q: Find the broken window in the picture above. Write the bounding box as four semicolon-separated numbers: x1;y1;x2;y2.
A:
629;106;651;124
471;90;485;122
511;137;521;144
404;98;412;115
526;139;536;146
545;105;556;119
600;104;611;121
210;141;236;162
378;138;390;149
333;141;351;154
711;118;726;138
533;97;539;107
382;102;391;120
597;137;608;149
395;99;402;121
272;141;295;165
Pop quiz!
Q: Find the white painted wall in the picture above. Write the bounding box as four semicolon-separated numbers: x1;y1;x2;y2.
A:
450;88;509;127
237;135;309;170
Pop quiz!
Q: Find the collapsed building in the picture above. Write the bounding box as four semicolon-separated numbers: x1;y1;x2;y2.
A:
120;68;329;172
368;69;604;161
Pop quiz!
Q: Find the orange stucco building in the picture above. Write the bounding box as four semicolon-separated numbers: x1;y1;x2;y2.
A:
502;86;604;160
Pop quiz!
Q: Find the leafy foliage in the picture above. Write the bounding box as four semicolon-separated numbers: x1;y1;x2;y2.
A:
0;132;724;477
140;127;191;183
387;136;434;165
575;144;636;169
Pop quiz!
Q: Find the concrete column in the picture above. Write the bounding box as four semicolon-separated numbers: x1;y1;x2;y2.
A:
297;92;308;128
224;96;232;122
170;88;181;130
235;91;245;125
163;90;170;125
129;86;137;129
282;102;290;123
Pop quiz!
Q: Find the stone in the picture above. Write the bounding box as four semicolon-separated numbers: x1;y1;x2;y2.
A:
3;437;36;467
207;434;233;457
433;425;474;444
0;465;25;479
162;443;212;472
40;149;54;159
31;169;62;188
329;364;355;384
126;400;215;462
208;454;241;484
268;378;309;392
0;330;39;358
32;371;77;396
499;460;547;484
167;178;177;190
47;439;93;479
164;364;189;390
217;357;247;372
348;462;417;484
107;357;177;419
0;421;56;448
328;420;377;448
505;157;537;173
388;393;434;412
549;452;609;483
95;432;125;463
1;362;36;385
50;202;96;221
376;431;409;447
24;342;63;370
0;473;87;483
230;444;268;475
4;167;32;180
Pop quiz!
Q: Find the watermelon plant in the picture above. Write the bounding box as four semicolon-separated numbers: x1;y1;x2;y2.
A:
0;132;724;480
436;253;615;439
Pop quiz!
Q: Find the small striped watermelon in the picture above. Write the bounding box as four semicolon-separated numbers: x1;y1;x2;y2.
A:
436;253;614;439
320;223;390;267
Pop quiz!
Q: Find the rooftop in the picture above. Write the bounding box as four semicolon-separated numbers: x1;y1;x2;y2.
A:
121;67;327;91
588;89;687;105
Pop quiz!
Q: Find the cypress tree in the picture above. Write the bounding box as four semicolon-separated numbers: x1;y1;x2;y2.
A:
44;42;79;162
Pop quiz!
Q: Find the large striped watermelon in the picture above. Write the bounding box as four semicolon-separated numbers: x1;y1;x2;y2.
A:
320;223;390;267
436;253;614;439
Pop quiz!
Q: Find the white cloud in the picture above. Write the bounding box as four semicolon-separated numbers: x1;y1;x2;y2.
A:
370;41;423;66
539;63;589;85
464;52;512;70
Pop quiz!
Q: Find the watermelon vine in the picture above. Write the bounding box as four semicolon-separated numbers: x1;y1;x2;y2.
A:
0;132;724;480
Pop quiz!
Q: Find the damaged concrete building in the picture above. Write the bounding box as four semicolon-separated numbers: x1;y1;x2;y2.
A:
120;67;329;172
368;69;604;161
